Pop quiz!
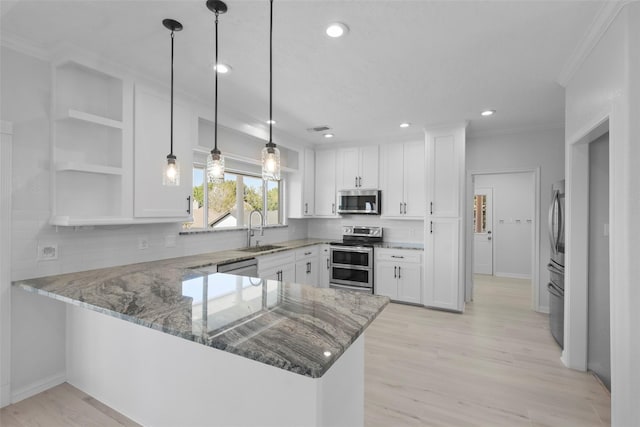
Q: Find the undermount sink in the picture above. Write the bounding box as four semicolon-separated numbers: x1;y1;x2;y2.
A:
239;245;284;253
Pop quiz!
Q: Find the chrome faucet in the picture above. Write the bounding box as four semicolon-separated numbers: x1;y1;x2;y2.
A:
248;209;264;247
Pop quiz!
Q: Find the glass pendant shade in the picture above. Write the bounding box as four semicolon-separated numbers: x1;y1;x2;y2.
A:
206;149;225;183
261;143;280;181
163;154;180;186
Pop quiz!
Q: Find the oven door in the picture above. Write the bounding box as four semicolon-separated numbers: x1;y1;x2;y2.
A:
330;246;372;268
330;264;373;288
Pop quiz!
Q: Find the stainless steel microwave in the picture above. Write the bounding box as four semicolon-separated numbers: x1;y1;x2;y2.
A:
337;189;381;215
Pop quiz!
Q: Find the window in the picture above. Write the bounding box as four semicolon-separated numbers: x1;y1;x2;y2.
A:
184;168;282;230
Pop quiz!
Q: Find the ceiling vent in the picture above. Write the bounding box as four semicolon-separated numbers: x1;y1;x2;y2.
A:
307;125;331;133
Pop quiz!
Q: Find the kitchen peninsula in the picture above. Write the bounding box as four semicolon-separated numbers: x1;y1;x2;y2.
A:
13;241;389;427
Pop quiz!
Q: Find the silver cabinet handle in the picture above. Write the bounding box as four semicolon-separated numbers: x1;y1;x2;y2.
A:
332;203;335;214
430;201;433;215
400;202;403;214
187;196;191;214
305;202;308;214
391;255;404;259
430;221;433;234
398;266;401;279
394;266;397;278
358;176;362;187
326;258;330;269
304;251;312;256
306;262;311;274
403;203;407;214
355;176;358;187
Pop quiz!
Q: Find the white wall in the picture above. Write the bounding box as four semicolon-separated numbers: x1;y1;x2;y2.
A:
307;217;423;244
0;45;308;403
474;173;534;279
563;4;639;425
466;127;564;311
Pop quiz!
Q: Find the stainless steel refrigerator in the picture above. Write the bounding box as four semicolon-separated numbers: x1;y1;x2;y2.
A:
547;180;565;348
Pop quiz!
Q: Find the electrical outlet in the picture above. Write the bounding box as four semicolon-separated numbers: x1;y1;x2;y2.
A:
138;236;149;250
37;243;58;261
165;234;177;248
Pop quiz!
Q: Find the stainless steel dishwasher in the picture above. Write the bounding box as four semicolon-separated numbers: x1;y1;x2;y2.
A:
216;258;258;277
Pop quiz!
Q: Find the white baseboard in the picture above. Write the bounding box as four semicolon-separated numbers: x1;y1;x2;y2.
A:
537;305;550;314
495;272;532;280
1;383;10;408
10;372;66;404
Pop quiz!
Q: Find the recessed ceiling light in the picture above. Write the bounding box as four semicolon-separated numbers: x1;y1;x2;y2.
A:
326;22;349;38
481;110;495;117
267;119;276;125
400;122;411;128
324;133;334;139
213;63;232;74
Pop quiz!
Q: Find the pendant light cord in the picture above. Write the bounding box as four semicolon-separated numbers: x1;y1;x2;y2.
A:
269;0;273;145
214;11;219;152
170;30;175;156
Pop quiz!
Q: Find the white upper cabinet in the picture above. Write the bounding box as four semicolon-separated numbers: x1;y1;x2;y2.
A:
288;148;315;218
424;124;466;312
314;150;338;217
133;84;193;219
336;145;379;190
381;141;425;219
50;58;134;226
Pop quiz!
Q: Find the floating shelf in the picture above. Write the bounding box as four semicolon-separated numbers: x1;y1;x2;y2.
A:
56;161;123;176
57;109;123;129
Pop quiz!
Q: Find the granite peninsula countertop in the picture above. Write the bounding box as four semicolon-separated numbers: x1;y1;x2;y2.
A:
13;238;389;378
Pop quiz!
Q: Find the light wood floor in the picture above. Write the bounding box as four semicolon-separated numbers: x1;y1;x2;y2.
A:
365;275;610;427
1;275;610;426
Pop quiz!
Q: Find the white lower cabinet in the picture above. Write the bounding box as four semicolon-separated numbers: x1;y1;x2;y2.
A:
294;246;320;286
257;251;296;282
375;248;423;304
319;245;331;288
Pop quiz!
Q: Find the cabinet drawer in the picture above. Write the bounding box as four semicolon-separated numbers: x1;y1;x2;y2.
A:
258;250;295;271
375;249;422;263
295;245;319;261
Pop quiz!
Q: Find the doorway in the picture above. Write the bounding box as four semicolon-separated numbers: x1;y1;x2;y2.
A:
467;170;539;308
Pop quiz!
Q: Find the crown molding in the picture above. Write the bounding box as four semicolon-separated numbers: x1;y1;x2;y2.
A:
557;1;630;87
0;33;50;61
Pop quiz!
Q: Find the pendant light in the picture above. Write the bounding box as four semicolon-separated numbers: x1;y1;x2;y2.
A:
262;0;281;181
206;0;227;184
162;19;183;186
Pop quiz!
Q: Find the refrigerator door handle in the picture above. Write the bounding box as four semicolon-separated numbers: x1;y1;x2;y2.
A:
548;189;559;254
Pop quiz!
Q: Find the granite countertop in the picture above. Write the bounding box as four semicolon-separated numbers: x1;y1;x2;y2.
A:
13;238;389;378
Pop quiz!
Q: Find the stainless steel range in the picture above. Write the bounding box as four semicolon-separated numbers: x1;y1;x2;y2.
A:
329;226;382;293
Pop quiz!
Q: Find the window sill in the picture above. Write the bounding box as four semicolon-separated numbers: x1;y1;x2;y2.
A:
179;224;288;236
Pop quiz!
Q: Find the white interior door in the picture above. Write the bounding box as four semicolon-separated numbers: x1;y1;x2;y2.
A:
473;188;493;275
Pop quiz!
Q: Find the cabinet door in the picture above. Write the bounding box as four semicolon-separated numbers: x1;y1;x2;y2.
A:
281;263;296;283
337;147;359;190
319;254;331;288
295;259;314;285
314;150;337;216
397;263;422;304
307;257;320;287
375;261;398;299
381;144;405;218
403;141;426;218
358;145;379;188
425;218;460;310
303;149;315;216
134;85;193;218
427;132;460;218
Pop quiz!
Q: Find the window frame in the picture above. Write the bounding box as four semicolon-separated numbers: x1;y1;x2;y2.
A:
186;163;283;231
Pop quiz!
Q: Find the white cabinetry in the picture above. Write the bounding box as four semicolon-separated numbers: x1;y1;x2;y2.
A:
318;245;331;288
295;246;320;286
424;125;466;312
315;150;338;217
50;58;133;226
288;148;315;218
375;249;423;304
258;251;296;282
133;85;193;219
381;141;425;218
336;146;378;190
